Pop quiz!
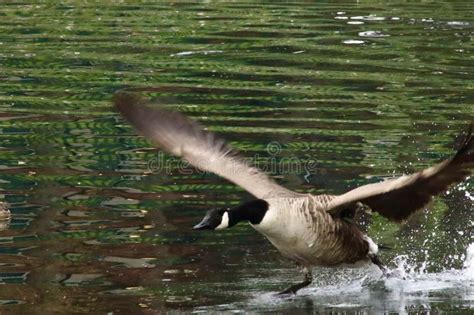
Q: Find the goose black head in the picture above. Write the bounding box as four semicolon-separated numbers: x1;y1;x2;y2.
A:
193;208;230;230
192;199;269;231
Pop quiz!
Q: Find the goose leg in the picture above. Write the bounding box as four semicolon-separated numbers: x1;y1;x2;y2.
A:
369;254;389;276
278;267;312;295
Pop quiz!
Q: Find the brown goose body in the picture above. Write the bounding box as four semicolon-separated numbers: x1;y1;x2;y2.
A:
254;195;369;267
114;91;473;294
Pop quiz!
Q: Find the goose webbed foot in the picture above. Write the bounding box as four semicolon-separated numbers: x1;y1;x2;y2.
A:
278;269;312;295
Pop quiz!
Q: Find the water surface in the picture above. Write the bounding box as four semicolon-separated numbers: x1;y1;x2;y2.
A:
0;2;473;314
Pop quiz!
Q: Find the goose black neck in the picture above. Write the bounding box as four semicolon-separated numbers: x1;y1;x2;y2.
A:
228;199;269;226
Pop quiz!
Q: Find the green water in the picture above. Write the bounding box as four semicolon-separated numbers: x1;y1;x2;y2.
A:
0;2;473;314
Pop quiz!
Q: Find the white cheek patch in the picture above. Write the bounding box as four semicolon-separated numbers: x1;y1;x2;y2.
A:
215;212;229;230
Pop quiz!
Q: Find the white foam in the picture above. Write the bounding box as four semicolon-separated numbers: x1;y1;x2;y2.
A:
463;242;474;279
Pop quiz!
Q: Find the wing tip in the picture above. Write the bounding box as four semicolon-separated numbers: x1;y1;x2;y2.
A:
114;91;146;115
454;122;474;160
465;121;473;146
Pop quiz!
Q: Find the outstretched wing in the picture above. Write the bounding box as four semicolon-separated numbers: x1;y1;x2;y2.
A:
114;92;294;199
327;124;473;222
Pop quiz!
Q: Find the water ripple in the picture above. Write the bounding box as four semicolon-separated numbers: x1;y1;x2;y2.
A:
0;1;472;314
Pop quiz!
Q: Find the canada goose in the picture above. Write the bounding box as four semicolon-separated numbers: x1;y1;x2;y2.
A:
0;203;10;220
114;92;473;295
0;202;11;231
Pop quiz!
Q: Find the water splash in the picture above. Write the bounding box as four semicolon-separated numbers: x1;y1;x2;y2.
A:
241;244;474;313
463;243;474;279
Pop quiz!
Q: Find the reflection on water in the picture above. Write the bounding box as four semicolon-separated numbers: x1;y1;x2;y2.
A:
0;1;473;313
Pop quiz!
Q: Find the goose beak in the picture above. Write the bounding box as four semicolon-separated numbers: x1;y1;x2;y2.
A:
193;216;212;230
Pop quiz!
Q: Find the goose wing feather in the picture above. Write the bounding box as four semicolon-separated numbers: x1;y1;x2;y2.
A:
114;92;294;199
327;124;473;222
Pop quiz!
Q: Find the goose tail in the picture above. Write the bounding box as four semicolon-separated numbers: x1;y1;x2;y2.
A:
378;244;392;251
